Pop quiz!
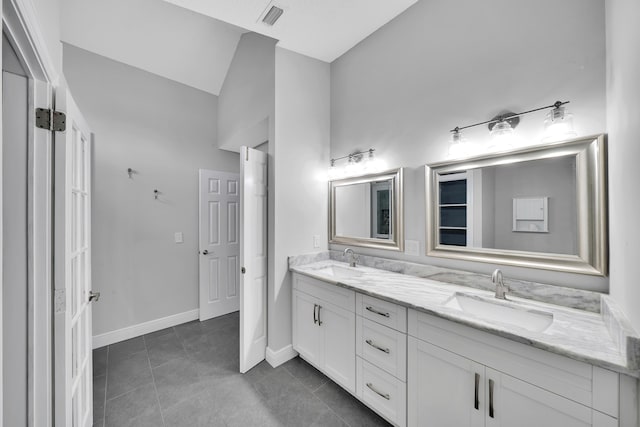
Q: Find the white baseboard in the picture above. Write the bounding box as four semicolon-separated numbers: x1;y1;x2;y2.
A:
92;309;199;349
266;344;298;368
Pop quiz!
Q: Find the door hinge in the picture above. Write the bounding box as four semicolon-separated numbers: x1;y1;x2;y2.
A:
35;108;67;132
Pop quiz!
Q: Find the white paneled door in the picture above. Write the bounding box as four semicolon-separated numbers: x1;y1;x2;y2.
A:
239;146;268;373
54;89;95;427
198;169;240;321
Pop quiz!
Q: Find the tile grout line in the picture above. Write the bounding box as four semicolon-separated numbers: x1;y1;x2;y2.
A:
305;375;355;427
143;334;167;427
277;366;354;427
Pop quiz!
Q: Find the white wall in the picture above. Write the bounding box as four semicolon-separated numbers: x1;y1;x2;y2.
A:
269;47;330;353
606;0;640;333
63;45;239;336
30;0;62;74
330;0;607;291
2;37;29;427
60;0;243;95
217;33;277;152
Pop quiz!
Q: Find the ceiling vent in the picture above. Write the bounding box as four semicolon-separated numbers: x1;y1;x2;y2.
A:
262;5;284;26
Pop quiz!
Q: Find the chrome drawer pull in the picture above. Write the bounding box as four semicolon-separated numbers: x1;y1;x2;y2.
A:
366;382;390;400
366;306;390;317
489;378;495;418
474;373;480;410
365;339;390;354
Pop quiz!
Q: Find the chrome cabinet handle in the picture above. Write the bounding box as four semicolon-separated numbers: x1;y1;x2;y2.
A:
317;305;322;326
313;304;318;324
365;339;390;354
366;383;390;400
474;373;480;410
365;306;390;317
489;378;495;418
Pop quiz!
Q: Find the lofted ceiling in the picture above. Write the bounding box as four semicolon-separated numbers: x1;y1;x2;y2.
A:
161;0;417;62
61;0;417;94
61;0;246;95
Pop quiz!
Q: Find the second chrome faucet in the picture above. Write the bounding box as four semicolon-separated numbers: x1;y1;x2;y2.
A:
492;269;509;300
343;248;359;267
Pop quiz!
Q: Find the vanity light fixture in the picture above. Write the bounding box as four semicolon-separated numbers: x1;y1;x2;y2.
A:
450;100;571;153
328;148;380;179
488;115;518;151
542;103;576;142
448;127;472;159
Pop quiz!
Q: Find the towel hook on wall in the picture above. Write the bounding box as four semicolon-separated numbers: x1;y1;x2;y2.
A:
127;168;134;178
154;189;159;200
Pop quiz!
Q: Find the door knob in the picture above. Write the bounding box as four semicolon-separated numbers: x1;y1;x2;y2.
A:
202;250;209;255
89;291;101;302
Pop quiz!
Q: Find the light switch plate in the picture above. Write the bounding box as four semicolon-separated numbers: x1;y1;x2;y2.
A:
405;239;420;256
313;235;320;248
174;232;184;243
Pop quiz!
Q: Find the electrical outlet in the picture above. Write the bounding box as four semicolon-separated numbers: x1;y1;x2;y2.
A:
405;239;420;256
313;235;320;248
174;232;184;243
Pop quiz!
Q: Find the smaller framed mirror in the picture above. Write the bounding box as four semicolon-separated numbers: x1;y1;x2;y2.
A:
329;168;404;251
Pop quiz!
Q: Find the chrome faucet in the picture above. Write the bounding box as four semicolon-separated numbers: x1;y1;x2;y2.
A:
492;269;509;300
343;248;359;268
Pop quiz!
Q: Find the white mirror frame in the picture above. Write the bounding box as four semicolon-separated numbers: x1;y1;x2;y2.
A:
329;168;404;251
425;134;607;276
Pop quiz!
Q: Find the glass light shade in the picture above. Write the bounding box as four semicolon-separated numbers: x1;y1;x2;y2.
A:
345;156;363;177
542;106;576;142
489;120;516;151
448;130;471;158
363;150;384;173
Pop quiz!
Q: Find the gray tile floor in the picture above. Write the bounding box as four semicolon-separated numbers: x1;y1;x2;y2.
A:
93;311;391;427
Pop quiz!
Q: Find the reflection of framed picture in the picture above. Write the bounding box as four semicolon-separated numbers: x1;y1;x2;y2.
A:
371;182;392;239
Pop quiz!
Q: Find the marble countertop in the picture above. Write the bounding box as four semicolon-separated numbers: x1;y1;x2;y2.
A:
290;259;638;376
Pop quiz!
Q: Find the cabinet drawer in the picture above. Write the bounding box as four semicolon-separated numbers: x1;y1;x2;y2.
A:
293;273;355;311
357;316;407;381
357;357;407;427
357;293;407;332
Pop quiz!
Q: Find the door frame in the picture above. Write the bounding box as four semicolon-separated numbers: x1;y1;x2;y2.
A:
2;0;59;424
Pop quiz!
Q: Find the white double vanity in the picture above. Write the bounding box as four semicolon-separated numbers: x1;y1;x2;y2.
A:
290;258;638;427
294;135;639;426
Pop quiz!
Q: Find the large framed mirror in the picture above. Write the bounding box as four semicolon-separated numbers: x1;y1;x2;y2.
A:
425;135;607;275
330;168;404;251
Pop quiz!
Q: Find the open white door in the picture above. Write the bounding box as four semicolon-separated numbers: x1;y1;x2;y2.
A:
239;146;268;373
54;88;95;427
198;169;240;321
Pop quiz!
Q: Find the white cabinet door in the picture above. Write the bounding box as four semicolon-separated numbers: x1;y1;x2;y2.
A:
321;302;356;393
485;368;592;427
292;287;356;393
408;337;484;427
292;290;322;366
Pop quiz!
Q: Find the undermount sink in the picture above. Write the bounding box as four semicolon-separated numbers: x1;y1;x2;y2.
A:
444;292;554;332
314;265;364;279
